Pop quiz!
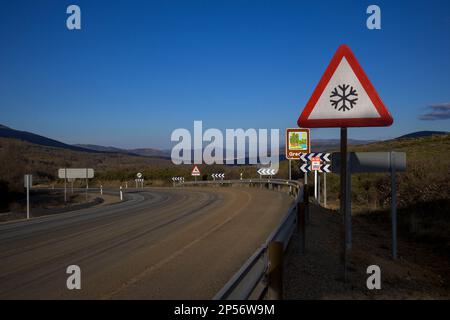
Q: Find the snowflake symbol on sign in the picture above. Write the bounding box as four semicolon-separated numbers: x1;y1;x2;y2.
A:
330;84;358;112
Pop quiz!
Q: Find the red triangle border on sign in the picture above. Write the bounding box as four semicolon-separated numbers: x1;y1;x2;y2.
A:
297;44;393;128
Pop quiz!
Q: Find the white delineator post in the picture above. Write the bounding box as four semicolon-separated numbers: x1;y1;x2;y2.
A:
100;185;103;195
120;186;123;201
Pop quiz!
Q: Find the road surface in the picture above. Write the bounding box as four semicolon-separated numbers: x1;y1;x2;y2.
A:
0;186;292;299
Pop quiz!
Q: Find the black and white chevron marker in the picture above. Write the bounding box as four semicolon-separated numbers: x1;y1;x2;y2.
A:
300;163;311;173
257;168;278;176
299;153;331;162
211;173;225;179
171;177;184;182
300;163;331;173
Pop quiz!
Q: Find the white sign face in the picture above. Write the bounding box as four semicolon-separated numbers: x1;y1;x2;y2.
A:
24;174;32;188
137;172;143;178
311;157;321;171
308;57;380;120
58;168;94;179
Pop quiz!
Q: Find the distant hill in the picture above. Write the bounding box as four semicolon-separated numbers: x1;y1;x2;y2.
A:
397;131;448;140
0;124;95;153
75;144;170;158
309;138;376;152
0;124;170;159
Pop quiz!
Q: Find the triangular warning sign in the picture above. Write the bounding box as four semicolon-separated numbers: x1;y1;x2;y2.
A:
191;165;201;176
298;45;393;128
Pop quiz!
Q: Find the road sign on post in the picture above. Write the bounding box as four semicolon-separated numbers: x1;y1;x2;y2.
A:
257;168;277;176
191;165;200;182
58;168;94;203
285;128;310;160
297;45;393;128
332;151;406;260
297;44;393;281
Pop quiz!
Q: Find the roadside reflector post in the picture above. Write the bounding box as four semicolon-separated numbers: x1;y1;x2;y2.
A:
125;182;128;189
120;186;123;201
297;201;306;255
267;241;283;300
100;185;103;195
391;151;398;260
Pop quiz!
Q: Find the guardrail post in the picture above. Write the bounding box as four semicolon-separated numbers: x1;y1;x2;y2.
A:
267;241;283;300
297;202;306;255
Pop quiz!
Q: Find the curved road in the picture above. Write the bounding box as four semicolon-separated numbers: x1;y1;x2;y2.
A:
0;186;292;299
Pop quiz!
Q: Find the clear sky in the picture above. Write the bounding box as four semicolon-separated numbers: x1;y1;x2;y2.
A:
1;0;449;149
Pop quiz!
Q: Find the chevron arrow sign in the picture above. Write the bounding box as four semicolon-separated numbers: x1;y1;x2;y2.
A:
172;177;184;182
257;168;278;176
300;153;331;162
300;163;330;173
212;173;225;179
300;163;311;173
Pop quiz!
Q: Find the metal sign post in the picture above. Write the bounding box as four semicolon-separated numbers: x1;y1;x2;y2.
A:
27;177;30;219
323;172;327;208
314;170;318;199
340;128;350;282
288;160;292;180
64;168;67;203
85;168;89;202
391;151;397;260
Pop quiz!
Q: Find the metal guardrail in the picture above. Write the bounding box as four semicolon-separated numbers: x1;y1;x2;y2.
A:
179;178;304;300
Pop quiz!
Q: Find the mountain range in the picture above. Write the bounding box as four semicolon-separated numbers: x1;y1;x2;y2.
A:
0;124;448;158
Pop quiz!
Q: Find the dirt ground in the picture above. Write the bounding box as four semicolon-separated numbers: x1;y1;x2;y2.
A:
284;204;450;299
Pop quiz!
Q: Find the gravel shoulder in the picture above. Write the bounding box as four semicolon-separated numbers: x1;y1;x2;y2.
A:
284;203;450;299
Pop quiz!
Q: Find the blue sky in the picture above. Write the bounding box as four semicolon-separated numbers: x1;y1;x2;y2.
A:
0;0;449;149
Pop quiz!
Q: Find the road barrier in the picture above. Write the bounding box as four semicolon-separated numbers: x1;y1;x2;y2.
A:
180;179;306;300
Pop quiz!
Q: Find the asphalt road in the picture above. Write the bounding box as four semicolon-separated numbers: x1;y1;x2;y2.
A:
0;186;292;299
